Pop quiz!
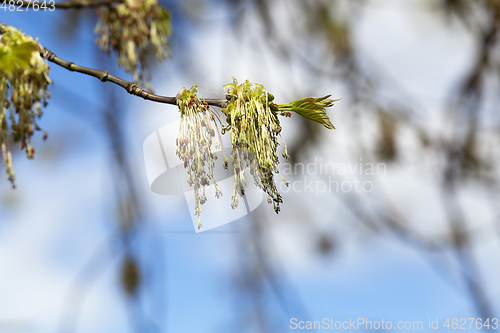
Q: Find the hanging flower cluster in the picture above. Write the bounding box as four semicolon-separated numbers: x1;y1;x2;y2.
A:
176;86;224;230
222;78;287;213
176;78;339;229
0;26;51;188
95;0;172;89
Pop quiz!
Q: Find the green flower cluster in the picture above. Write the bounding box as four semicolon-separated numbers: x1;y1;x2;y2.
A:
176;86;223;230
0;26;51;188
222;78;287;213
176;79;339;228
95;0;172;89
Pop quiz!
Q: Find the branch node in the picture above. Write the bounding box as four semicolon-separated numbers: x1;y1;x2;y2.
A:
127;84;148;99
100;71;109;82
42;49;56;62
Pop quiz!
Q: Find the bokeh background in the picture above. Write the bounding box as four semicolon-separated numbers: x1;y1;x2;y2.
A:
2;0;500;332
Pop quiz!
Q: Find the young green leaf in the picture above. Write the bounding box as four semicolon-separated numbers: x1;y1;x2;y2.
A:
276;95;340;129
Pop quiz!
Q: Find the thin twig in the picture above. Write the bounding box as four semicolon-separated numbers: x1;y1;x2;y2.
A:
441;173;494;320
0;23;230;109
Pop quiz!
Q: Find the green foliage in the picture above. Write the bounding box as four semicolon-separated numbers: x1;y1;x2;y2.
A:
276;96;339;129
0;26;51;188
0;40;39;75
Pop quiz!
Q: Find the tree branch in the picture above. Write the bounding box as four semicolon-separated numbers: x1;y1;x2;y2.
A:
0;23;229;109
